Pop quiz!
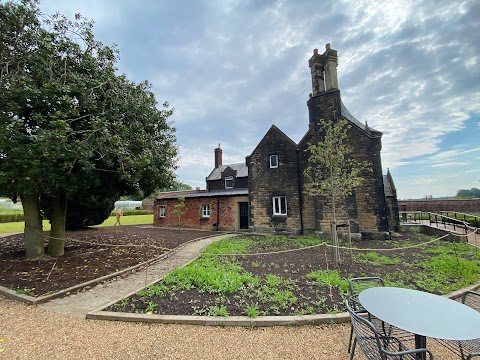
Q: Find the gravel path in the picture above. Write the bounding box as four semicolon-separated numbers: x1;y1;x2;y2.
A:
0;295;460;359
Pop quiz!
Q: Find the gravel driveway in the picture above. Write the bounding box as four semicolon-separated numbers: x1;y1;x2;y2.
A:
0;296;459;359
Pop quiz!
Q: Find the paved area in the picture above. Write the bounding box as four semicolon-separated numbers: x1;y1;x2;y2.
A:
39;233;235;318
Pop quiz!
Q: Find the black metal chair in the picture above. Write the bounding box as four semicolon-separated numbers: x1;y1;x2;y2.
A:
347;277;386;354
435;290;480;359
459;291;480;360
345;299;434;360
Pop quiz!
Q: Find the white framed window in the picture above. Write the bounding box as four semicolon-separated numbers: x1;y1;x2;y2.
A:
202;204;211;218
225;176;233;189
158;205;166;218
272;196;287;216
269;155;278;168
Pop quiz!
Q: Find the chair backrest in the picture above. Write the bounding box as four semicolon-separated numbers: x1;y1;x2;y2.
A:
348;277;385;312
462;290;480;312
345;299;385;360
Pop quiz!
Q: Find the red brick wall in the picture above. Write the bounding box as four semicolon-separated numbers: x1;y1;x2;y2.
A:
398;199;480;214
153;195;248;231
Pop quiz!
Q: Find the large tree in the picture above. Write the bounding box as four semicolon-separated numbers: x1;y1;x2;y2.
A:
0;1;178;258
304;118;370;266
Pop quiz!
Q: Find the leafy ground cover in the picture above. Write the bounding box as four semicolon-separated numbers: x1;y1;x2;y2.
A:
0;226;218;296
107;228;480;317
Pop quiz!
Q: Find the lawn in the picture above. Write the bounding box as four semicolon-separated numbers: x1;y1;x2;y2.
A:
0;214;153;234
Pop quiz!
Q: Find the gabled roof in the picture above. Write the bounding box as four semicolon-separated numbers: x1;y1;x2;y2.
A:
206;163;248;181
249;125;297;156
383;169;396;197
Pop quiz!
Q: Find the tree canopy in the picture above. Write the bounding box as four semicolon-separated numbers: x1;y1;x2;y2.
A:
456;188;480;199
0;0;178;258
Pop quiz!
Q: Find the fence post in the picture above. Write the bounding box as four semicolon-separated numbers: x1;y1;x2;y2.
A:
347;219;352;266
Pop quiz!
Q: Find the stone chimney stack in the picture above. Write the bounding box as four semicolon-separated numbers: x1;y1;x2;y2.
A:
308;43;338;95
323;43;338;91
214;143;222;168
309;48;325;95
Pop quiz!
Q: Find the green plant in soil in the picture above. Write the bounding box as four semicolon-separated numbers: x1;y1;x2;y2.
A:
245;304;260;318
111;233;480;317
307;270;349;294
355;252;401;265
15;288;34;296
208;305;228;316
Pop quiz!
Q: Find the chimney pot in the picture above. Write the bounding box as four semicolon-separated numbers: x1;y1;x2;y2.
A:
326;43;330;50
214;144;223;168
313;48;318;55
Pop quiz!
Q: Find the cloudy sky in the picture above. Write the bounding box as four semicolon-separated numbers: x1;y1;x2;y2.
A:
39;0;480;199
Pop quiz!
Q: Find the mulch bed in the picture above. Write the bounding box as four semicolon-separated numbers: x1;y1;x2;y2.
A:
0;226;219;297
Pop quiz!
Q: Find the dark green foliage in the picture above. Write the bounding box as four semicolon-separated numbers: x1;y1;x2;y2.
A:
0;214;25;223
0;0;178;255
456;188;480;199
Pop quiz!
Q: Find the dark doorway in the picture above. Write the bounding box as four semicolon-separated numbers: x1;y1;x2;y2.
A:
239;202;249;229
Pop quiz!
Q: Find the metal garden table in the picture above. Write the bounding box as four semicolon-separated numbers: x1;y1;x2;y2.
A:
359;287;480;360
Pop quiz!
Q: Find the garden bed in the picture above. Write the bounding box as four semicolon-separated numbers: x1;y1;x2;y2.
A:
106;229;480;317
0;226;219;297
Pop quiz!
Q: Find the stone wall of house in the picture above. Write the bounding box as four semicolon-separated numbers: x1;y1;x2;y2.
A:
398;199;480;214
303;90;388;235
247;126;302;234
385;196;400;231
153;195;248;231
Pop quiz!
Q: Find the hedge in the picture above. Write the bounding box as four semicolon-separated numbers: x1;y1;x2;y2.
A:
0;213;25;223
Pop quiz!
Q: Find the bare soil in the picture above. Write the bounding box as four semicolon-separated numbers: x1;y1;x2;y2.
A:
1;226;477;317
0;226;219;297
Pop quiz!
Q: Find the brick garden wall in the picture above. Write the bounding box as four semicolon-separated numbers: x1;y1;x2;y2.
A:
398;199;480;214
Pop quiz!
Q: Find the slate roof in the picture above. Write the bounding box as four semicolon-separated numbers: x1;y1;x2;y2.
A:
156;188;248;200
206;163;248;181
383;175;394;197
341;100;382;136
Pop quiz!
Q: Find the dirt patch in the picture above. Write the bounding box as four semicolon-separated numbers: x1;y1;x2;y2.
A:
0;226;219;296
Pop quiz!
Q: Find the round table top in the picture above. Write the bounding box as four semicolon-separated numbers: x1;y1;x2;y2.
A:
359;287;480;341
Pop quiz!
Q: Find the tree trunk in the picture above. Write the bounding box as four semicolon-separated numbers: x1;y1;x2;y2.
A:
21;193;44;259
47;193;67;256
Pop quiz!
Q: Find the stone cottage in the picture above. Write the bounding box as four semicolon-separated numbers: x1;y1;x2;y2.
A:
154;44;399;237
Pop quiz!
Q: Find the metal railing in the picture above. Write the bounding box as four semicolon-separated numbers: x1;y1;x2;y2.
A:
399;211;470;234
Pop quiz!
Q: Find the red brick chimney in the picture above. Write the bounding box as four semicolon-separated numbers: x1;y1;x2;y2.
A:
214;144;222;168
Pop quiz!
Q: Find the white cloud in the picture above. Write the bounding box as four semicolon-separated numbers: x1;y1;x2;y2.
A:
38;0;480;198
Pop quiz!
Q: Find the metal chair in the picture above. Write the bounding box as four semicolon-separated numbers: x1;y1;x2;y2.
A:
459;291;480;360
435;290;480;359
345;299;434;360
347;277;386;354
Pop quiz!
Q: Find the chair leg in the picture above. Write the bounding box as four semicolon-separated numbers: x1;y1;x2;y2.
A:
348;325;354;353
350;337;357;360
